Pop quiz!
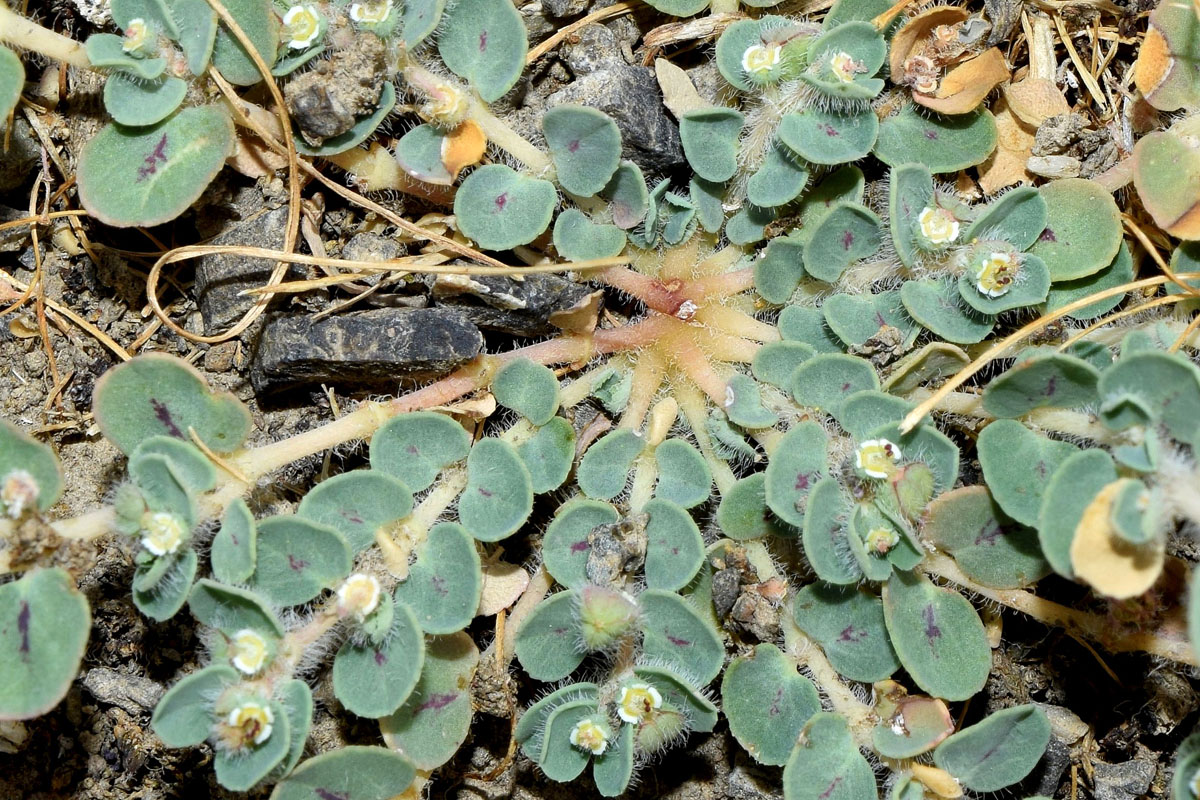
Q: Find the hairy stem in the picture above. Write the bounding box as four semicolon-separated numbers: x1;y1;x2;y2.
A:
0;4;91;69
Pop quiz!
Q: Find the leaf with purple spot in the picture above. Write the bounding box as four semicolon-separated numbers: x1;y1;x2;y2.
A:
782;712;877;800
643;498;704;591
981;351;1101;418
779;107;879;167
246;516;352;607
514;590;586;681
459;437;533;542
764;420;830;530
454;164;557;251
1027;178;1122;281
639;588;724;684
882;569;990;701
381;632;479;770
722;643;820;766
297;470;414;553
874;104;997;174
394;522;481;634
977;419;1079;527
0;568;90;721
542;498;620;590
437;0;527;101
211;498;256;585
933;705;1051;792
793;582;899;682
801;201;881;283
542;106;622;197
268;746;416;800
332;598;424;718
369;411;471;493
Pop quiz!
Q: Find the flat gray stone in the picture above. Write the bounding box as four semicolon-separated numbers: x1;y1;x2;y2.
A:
250;307;482;393
194;206;290;334
429;272;601;336
83;668;164;715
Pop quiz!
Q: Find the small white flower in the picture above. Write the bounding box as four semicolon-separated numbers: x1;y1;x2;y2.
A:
140;511;185;556
350;0;392;23
230;629;269;675
337;573;381;618
974;252;1018;298
227;701;274;746
829;51;860;83
282;5;322;50
122;18;149;53
617;682;663;724
1;470;38;519
855;439;902;479
917;206;959;245
741;43;782;76
569;717;611;755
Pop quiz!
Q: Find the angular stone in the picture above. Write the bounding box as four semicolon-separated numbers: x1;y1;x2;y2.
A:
547;66;685;173
83;667;164;715
250;307;482;393
429;271;601;336
194;206;289;334
1092;757;1155;800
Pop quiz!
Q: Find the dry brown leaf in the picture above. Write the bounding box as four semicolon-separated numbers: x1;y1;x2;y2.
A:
914;47;1010;115
655;57;708;119
1003;76;1070;128
549;288;603;334
910;764;964;799
477;560;531;616
226;134;288;178
889;6;969;78
1071;481;1164;600
440;119;487;181
977;95;1036;195
643;12;742;53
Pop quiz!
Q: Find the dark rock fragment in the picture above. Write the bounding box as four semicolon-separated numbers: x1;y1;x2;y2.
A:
429;271;601;336
194;206;290;334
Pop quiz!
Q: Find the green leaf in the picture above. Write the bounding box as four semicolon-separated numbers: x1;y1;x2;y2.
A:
1175;733;1200;800
78;107;235;228
269;747;416;800
983;352;1100;417
294;83;397;157
459;438;534;542
643;0;708;16
514;591;585;681
103;73;188;127
882;342;969;394
977;419;1078;526
0;568;90;720
764;421;829;528
793;582;898;681
297;470;413;553
661;190;697;246
639;589;725;684
755;236;806;304
783;713;878;800
956;253;1051;315
1108;477;1156;544
0;420;63;515
1027;178;1123;281
111;0;177;34
172;0;218;74
778;305;844;352
380;632;479;771
133;547;198;621
85;34;166;79
394;522;481;634
779;107;879;166
131;436;216;494
883;570;990;701
679;107;744;182
211;0;278;85
273;679;313;779
716;473;789;541
1038;449;1117;577
875;105;997;173
822;290;919;350
543;106;621;197
578;429;644;500
900;277;995;344
188;578;284;637
543;498;620;590
800;478;861;585
692;176;725;233
516;683;599;762
752;340;816;388
152;664;237;746
395;123;452;185
1043;242;1134;320
332;599;425;718
714;16;793;91
438;0;527;101
212;498;256;585
214;698;290;790
791;353;880;413
644;498;705;592
835;390;913;441
1098;350;1200;444
722;643;820;766
539;700;598;781
725;204;776;246
748;141;810;208
401;0;447;47
933;705;1051;792
493;358;560;425
592;722;635;797
802;202;882;282
553;209;627;261
369;411;470;492
604;161;649;230
517;417;576;494
654;439;712;508
922;486;1050;589
247;516;352;606
0;46;21;122
455;165;556;251
964;187;1048;251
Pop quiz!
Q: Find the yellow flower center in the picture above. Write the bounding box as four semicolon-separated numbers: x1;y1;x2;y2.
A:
617;683;663;724
227;702;274;747
918;206;959;245
283;5;322;50
975;252;1018;298
856;439;902;479
866;527;900;554
569;718;610;756
230;629;269;675
350;0;392;23
337;573;382;618
140;511;185;556
741;44;782;75
829;51;860;83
